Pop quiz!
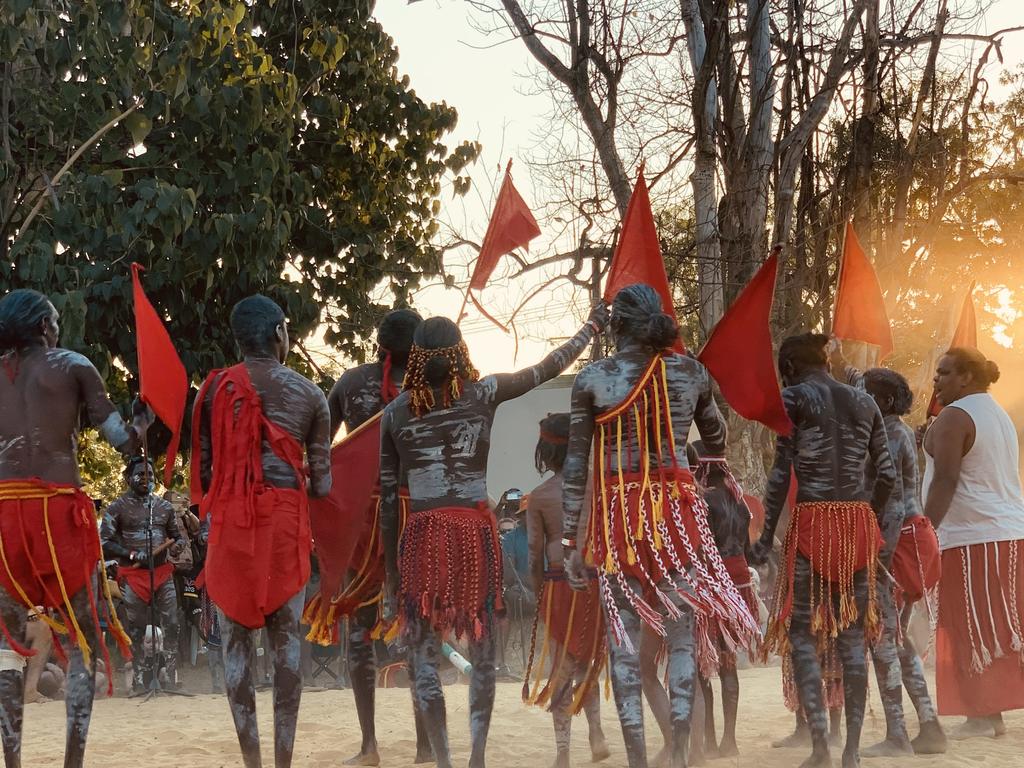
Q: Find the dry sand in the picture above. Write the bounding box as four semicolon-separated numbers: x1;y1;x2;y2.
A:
20;667;1022;766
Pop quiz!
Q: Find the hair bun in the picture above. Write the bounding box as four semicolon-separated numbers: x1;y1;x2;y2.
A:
985;360;1001;385
644;312;679;350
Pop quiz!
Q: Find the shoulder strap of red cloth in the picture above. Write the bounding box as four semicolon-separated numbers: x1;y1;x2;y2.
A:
189;363;305;521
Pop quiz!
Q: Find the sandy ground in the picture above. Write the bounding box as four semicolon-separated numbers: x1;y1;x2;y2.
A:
19;666;1024;767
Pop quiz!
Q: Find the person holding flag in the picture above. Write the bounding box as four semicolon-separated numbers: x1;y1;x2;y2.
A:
191;295;332;768
379;301;607;768
0;288;146;768
322;308;432;767
562;284;760;768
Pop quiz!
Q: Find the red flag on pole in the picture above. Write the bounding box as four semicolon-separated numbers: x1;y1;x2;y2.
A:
698;248;793;435
603;167;684;352
927;281;978;417
131;263;188;486
469;161;541;291
831;221;894;361
307;413;383;627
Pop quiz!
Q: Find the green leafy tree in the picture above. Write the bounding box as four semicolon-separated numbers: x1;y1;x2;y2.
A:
0;0;476;404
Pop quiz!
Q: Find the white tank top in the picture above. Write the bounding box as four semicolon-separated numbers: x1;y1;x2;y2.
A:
923;393;1024;550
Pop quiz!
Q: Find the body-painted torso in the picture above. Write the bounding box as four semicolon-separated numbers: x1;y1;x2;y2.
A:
101;492;182;566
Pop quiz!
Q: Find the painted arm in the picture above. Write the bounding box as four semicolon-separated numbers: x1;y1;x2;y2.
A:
379;407;401;598
562;372;596;590
491;304;608;405
693;365;727;454
526;496;547;596
752;389;798;562
923;408;971;528
867;406;896;520
327;377;346;440
76;358;148;454
99;504;130;560
305;390;333;498
163;500;186;550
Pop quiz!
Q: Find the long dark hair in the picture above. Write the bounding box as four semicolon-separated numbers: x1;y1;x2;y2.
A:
535;412;570;474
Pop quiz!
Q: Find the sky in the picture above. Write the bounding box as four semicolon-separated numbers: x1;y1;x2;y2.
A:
363;0;1024;377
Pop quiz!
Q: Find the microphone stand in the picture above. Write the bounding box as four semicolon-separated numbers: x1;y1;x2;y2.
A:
131;443;193;702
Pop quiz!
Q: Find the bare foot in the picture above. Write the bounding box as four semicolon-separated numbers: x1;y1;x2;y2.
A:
589;733;610;763
911;720;947;755
840;748;859;768
551;750;570;768
414;745;435;764
773;727;811;749
717;738;739;758
343;750;381;766
860;736;913;759
950;717;1004;741
798;744;833;768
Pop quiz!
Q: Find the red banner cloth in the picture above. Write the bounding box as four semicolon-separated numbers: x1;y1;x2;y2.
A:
832;222;894;361
469;162;541;291
928;282;978;417
118;562;174;605
131;263;188;487
602;169;684;352
698;250;792;435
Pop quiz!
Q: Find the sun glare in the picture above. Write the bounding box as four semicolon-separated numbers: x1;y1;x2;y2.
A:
991;288;1018;349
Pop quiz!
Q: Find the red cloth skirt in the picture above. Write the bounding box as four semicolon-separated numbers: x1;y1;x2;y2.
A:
892;515;940;605
398;505;503;640
523;569;606;713
936;539;1024;717
118;562;175;604
205;486;311;629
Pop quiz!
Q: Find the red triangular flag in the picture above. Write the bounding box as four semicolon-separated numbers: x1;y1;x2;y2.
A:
832;222;894;361
469;162;541;291
131;263;188;487
698;249;793;436
927;281;978;417
603;168;683;352
308;414;383;627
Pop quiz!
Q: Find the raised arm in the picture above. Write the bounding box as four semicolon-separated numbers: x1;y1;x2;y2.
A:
379;407;402;600
76;358;148;455
923;407;973;528
490;304;608;406
867;406;896;521
305;390;332;499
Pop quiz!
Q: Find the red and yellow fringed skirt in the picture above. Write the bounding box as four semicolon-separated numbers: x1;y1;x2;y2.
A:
303;492;410;645
704;554;761;674
523;568;607;714
0;479;130;693
397;504;504;641
936;538;1024;717
763;500;882;660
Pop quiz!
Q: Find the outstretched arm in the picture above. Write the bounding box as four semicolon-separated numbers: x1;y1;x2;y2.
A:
490;304;608;406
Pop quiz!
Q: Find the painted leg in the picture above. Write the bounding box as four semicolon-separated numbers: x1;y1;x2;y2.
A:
699;674;718;760
408;623;451;768
640;627;671;767
121;583;148;691
664;604;696;768
897;604;945;754
788;557;831;768
266;592;304;768
64;587;100;768
406;648;433;764
0;590;26;768
548;647;576;768
219;608;261;768
156;581;180;689
718;668;740;757
689;677;706;766
345;604;379;766
835;573;868;768
607;605;648;768
579;663;609;763
862;583;911;758
467;617;497;768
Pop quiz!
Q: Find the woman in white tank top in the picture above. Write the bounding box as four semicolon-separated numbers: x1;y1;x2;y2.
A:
924;347;1024;739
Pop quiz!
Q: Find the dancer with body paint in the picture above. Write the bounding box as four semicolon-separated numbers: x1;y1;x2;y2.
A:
100;456;186;692
523;412;609;768
751;333;896;768
924;348;1024;739
0;289;147;768
687;441;760;762
562;284;760;768
379;302;608;768
192;295;332;768
326;308;432;766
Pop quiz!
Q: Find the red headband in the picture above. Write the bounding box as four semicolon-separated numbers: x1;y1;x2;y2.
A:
540;430;569;445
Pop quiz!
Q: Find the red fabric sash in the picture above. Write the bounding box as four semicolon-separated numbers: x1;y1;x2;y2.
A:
191;364;311;628
118;562;174;604
892;515;940;604
397;504;504;640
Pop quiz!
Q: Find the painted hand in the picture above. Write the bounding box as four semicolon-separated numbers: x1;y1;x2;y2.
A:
588;301;610;333
565;548;587;591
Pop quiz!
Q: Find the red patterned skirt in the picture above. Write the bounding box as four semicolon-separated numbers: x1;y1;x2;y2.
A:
936;539;1024;717
398;504;504;640
523;568;606;713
